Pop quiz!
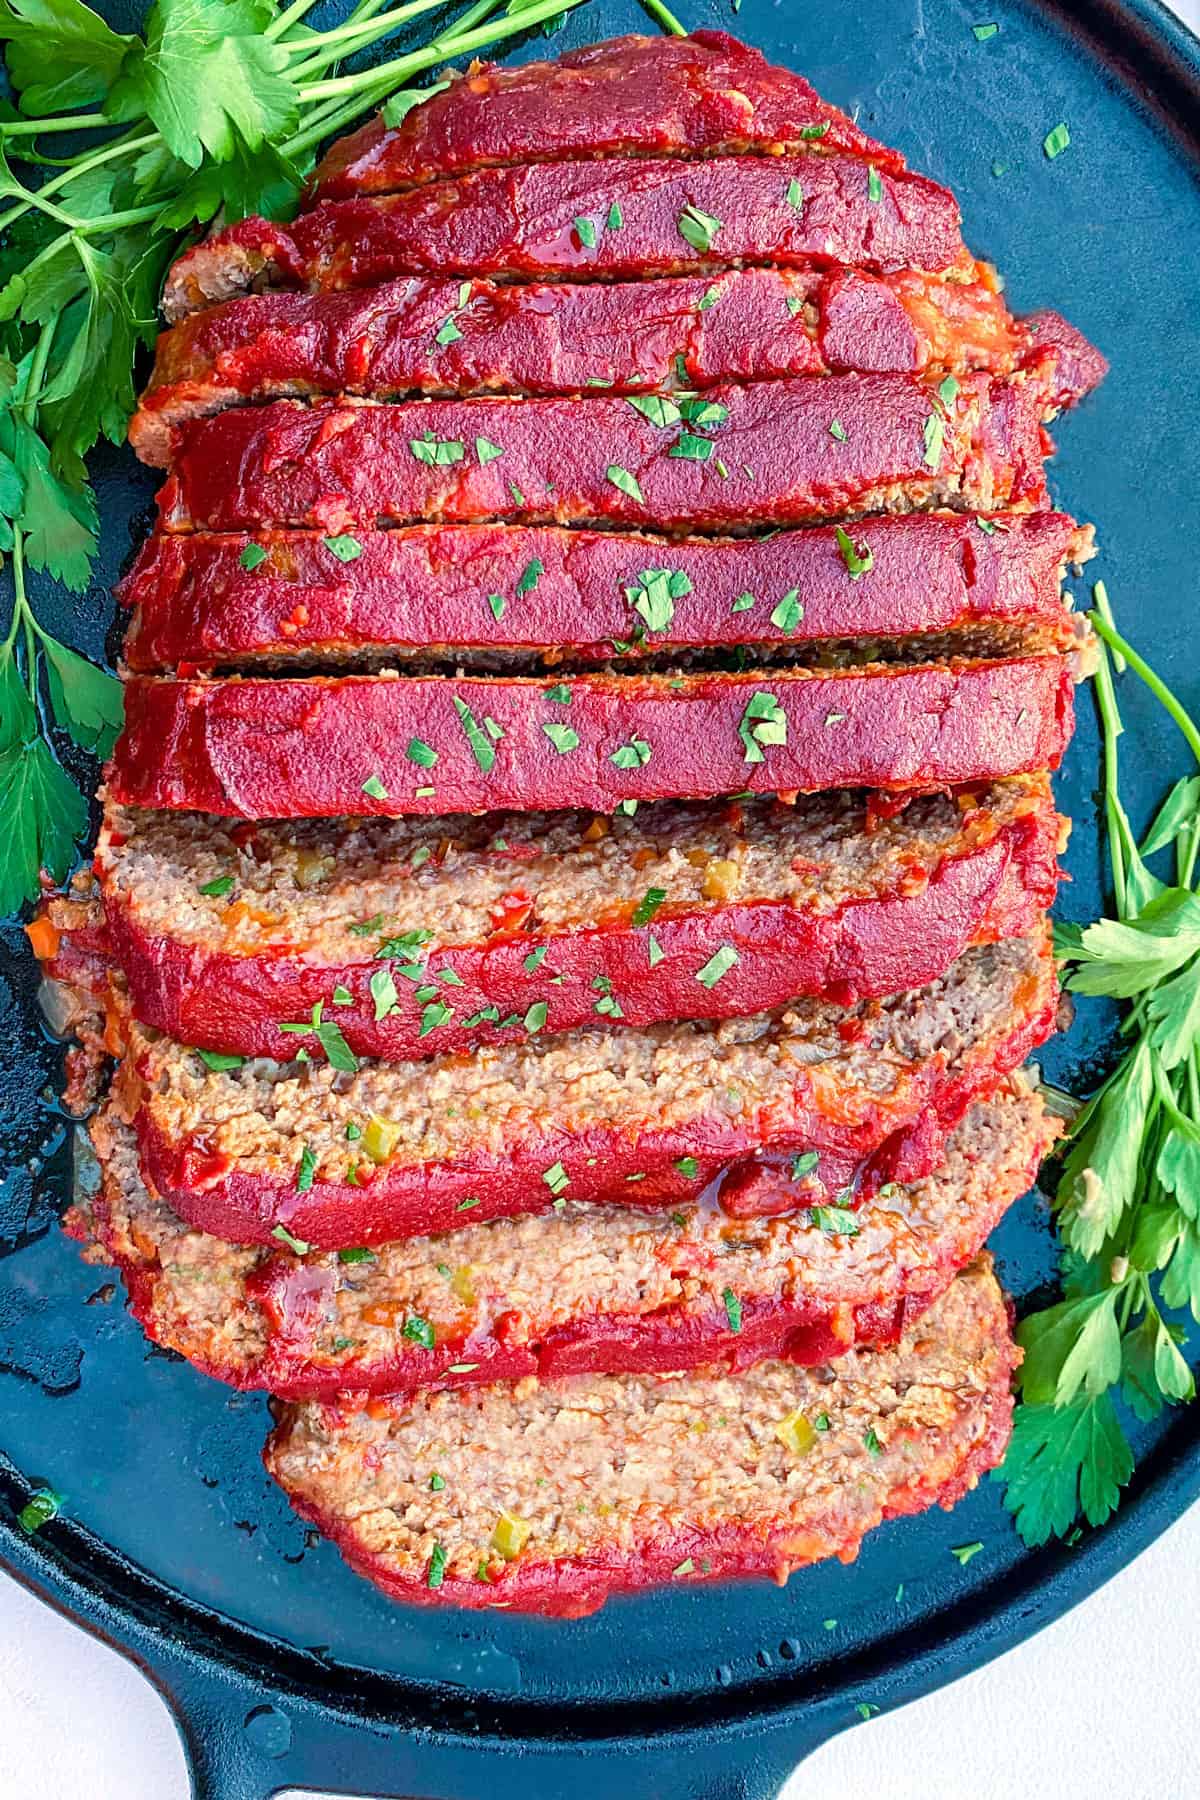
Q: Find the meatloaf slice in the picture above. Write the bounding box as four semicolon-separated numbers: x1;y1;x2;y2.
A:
312;31;906;202
130;267;1036;466
77;779;1061;1058
80;1087;1053;1401
156;366;1054;533
119;512;1088;673
110;930;1058;1247
110;656;1075;820
264;1257;1018;1615
161;155;965;322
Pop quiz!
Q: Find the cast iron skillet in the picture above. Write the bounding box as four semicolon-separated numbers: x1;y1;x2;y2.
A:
2;1;1200;1794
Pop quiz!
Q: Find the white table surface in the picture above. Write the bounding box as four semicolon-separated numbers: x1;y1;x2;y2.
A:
5;2;1200;1794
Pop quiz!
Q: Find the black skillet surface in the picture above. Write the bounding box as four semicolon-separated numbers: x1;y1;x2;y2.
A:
3;1;1200;1795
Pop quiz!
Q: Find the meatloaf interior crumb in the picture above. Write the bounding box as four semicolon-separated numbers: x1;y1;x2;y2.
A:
115;932;1051;1183
98;778;1054;963
265;1257;1015;1595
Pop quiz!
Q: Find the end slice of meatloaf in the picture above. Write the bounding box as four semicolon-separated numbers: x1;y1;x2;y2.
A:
77;779;1062;1058
129;266;1050;466
118;512;1090;673
311;31;907;203
263;1256;1018;1616
109;656;1076;820
109;929;1059;1248
80;1086;1054;1401
154;366;1055;534
160;154;965;323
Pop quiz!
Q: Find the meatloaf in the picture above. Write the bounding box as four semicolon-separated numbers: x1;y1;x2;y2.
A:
311;31;906;202
161;155;966;324
155;367;1055;534
110;930;1058;1247
80;1087;1053;1400
131;266;1047;466
119;512;1089;672
72;779;1061;1058
264;1256;1018;1615
110;657;1075;820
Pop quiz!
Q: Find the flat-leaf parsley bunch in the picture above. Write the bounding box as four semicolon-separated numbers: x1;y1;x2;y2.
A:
0;0;588;913
1004;598;1200;1545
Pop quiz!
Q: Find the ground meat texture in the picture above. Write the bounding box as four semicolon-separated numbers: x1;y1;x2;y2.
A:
155;366;1055;534
111;930;1058;1247
82;1088;1053;1400
130;267;1040;466
110;655;1075;821
263;1258;1017;1616
160;154;966;323
84;778;1061;1059
311;32;906;203
119;512;1088;671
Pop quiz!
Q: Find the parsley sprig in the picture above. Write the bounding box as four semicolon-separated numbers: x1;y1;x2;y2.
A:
0;0;587;914
1004;604;1200;1547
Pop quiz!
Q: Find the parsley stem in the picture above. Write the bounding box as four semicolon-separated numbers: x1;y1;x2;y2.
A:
0;131;157;239
638;0;688;34
1092;636;1130;919
1089;609;1200;769
288;0;455;74
0;112;113;136
265;0;330;37
296;0;586;100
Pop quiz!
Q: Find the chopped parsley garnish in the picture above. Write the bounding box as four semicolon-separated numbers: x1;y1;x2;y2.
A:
731;591;755;613
627;566;692;633
791;1151;820;1180
647;934;664;966
628;394;682;429
198;874;234;897
543;683;571;703
785;295;804;318
696;283;723;311
632;887;667;926
722;1287;743;1333
800;121;830;140
409;433;465;468
475;436;504;465
406;737;437;768
427;1543;448;1589
737;690;788;764
457;1196;481;1211
295;1146;317;1194
337;1246;376;1264
770;589;804;633
829;418;848;442
669;430;714;462
419;1000;454;1037
369;966;398;1022
524;945;549;973
611;735;652;769
524;1000;548;1034
434;313;463;346
239;543;267;571
808;1206;860;1236
197;1049;245;1072
864;1427;883;1457
786;177;804;207
679;398;728;429
835;525;874;579
17;1489;62;1534
516;557;544;595
606;464;645;504
350;915;386;937
273;1223;310;1255
950;1541;985;1566
402;1314;435;1350
867;164;883;203
361;774;388;800
331;987;353;1006
543;722;580;753
453;695;496;773
673;1557;695;1577
542;1161;569;1196
487;592;505;621
972;20;999;39
1044;122;1071;160
607;201;623;230
923;411;945;470
939;374;960;408
675;1155;699;1179
677;203;722;252
323;534;362;562
574;214;598;248
696;944;739;988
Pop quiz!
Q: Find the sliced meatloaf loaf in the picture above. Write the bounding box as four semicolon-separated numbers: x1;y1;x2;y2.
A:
161;155;965;323
110;657;1075;820
80;1086;1053;1400
110;930;1058;1247
119;512;1089;672
130;267;1054;465
264;1257;1018;1615
311;31;906;203
72;779;1061;1058
155;367;1055;534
